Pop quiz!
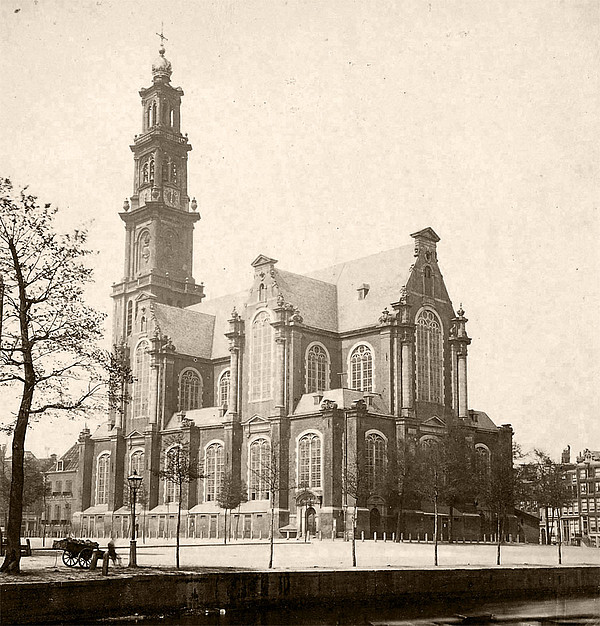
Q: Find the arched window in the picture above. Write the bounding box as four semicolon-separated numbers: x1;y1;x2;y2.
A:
424;266;433;296
164;446;180;503
126;301;133;336
306;344;329;393
132;341;150;418
171;161;177;183
162;158;169;183
149;158;155;183
251;312;272;401
258;283;267;302
96;453;110;505
136;230;151;274
142;162;149;184
151;102;157;126
130;450;144;476
162;100;168;124
366;433;386;492
139;315;147;333
350;344;373;392
169;108;174;127
179;369;202;411
416;309;444;403
475;444;491;478
298;433;321;488
205;443;224;502
218;370;230;407
249;438;270;500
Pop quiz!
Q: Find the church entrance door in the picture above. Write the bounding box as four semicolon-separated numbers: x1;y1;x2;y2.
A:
305;507;317;536
370;508;381;538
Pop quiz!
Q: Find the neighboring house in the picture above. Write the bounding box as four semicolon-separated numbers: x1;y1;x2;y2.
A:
543;447;600;547
68;43;513;541
42;445;79;538
1;446;53;536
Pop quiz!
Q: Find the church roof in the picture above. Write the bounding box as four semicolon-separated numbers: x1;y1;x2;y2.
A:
306;244;415;332
158;243;417;358
293;388;389;415
153;303;215;358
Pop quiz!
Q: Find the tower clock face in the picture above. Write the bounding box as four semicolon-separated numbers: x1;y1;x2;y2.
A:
164;187;180;208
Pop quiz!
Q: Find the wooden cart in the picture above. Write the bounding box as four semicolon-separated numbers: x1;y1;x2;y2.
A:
53;538;100;569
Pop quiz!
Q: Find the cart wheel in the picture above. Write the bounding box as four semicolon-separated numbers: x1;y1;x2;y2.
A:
62;550;78;567
78;548;94;569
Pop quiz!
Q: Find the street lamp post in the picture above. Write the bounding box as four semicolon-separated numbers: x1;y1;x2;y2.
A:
127;470;143;567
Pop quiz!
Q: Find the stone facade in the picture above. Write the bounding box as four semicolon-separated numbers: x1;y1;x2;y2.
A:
71;46;512;541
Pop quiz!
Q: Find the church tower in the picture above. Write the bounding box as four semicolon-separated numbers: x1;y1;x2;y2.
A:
111;40;204;344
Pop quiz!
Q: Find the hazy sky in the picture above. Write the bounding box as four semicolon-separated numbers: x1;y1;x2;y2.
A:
1;0;598;461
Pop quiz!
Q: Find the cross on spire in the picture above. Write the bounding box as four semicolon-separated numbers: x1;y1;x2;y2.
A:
156;23;168;48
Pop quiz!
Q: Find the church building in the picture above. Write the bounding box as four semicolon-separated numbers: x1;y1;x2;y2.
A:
71;45;512;541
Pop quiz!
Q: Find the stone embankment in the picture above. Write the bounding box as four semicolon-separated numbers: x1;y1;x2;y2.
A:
2;566;600;624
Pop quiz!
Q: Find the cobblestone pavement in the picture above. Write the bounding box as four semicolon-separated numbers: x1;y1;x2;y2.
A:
6;537;599;582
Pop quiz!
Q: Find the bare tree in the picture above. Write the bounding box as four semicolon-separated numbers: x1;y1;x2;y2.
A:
0;179;105;573
417;438;445;566
342;455;369;567
217;472;247;544
157;436;204;568
248;443;283;569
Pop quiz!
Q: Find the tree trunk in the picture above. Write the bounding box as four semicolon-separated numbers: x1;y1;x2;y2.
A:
433;492;439;567
545;505;551;545
496;511;502;566
351;506;357;567
223;508;227;545
0;382;34;574
268;500;274;569
557;508;562;565
176;485;182;569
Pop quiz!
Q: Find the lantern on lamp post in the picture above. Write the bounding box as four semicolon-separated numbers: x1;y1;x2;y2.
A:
127;469;143;567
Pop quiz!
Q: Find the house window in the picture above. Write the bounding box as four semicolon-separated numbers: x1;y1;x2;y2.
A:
306;344;329;393
130;450;144;476
249;438;270;500
132;340;150;418
366;433;386;492
218;370;231;408
251;312;272;401
205;443;224;502
416;309;444;403
350;344;373;392
96;453;110;505
298;433;321;488
65;480;72;494
179;369;202;411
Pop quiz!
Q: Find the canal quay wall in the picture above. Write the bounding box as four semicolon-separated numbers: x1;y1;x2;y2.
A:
2;566;600;624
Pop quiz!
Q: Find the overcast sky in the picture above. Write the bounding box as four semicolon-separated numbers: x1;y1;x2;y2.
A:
1;0;598;461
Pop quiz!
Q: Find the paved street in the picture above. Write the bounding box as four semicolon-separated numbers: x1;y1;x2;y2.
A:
21;537;600;573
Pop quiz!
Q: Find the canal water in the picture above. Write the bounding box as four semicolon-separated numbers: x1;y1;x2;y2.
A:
107;593;600;625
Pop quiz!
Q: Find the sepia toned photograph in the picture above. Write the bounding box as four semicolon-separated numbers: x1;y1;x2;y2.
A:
0;1;598;623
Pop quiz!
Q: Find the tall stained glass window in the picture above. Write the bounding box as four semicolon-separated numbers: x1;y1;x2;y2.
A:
249;438;270;500
251;312;272;401
416;309;443;403
306;344;329;393
298;433;321;488
132;341;150;417
96;454;110;505
179;369;202;411
350;344;373;392
366;433;386;492
205;443;224;502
